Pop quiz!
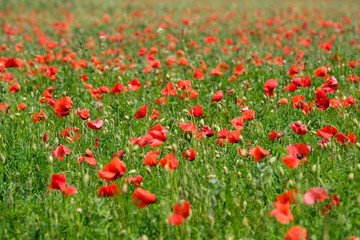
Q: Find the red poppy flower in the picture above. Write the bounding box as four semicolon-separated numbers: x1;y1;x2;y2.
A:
111;82;124;95
278;98;289;105
97;183;120;198
282;143;309;169
47;173;77;195
127;78;141;90
134;105;148;119
169;201;191;226
226;130;241;143
250;145;270;162
124;175;143;186
291;122;308;135
234;64;244;75
276;189;300;204
284;226;307;240
193;69;204;80
52;145;71;160
76;108;90;120
159;153;179;171
150;109;159;119
182;149;195;161
200;125;214;137
178;122;197;133
339;95;354;107
263;79;277;97
303;187;329;205
189;105;203;117
217;128;229;139
160;82;177;96
98;155;127;182
143;150;160;166
269;201;294;224
314;66;328;78
62;127;81;143
88;119;103;130
5;58;20;68
288;65;299;77
231;117;244;130
0;102;9;113
78;148;96;166
32;110;46;122
211;90;223;102
316;125;338;138
17;103;26;111
321;75;338;93
334;133;348;145
322;194;340;216
242;109;255;121
268;130;282;140
132;187;156;208
54;97;72;119
132;124;169;148
9;83;19;92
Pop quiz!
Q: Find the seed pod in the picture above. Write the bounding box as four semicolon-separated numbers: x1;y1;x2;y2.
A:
83;173;89;184
0;153;5;163
348;173;354;182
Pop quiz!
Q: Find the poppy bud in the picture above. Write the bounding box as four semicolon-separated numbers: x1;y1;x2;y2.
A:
146;167;151;174
269;157;276;163
348;173;354;182
237;171;241;177
0;153;5;163
310;131;317;135
223;166;228;175
279;166;284;176
124;115;129;120
179;118;185;123
356;195;360;207
213;124;220;132
311;164;317;172
215;154;220;158
54;137;59;145
357;164;360;171
77;208;82;213
120;230;127;236
27;178;32;186
354;119;359;127
239;135;244;143
242;217;249;227
132;145;139;152
159;118;166;123
243;201;247;211
125;147;130;155
122;183;128;195
171;143;178;152
199;119;205;126
356;142;360;149
247;173;252;181
83;173;89;184
32;142;37;152
287;180;294;188
48;156;53;165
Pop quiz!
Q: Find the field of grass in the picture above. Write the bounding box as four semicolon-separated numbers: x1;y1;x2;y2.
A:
0;0;360;239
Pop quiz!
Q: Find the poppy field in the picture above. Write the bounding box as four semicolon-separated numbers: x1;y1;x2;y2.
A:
1;0;360;239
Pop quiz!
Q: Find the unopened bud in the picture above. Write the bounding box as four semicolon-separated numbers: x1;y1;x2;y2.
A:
279;166;284;176
348;173;354;182
83;173;89;184
0;153;5;163
223;166;228;175
122;183;128;194
171;143;178;152
48;156;54;164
